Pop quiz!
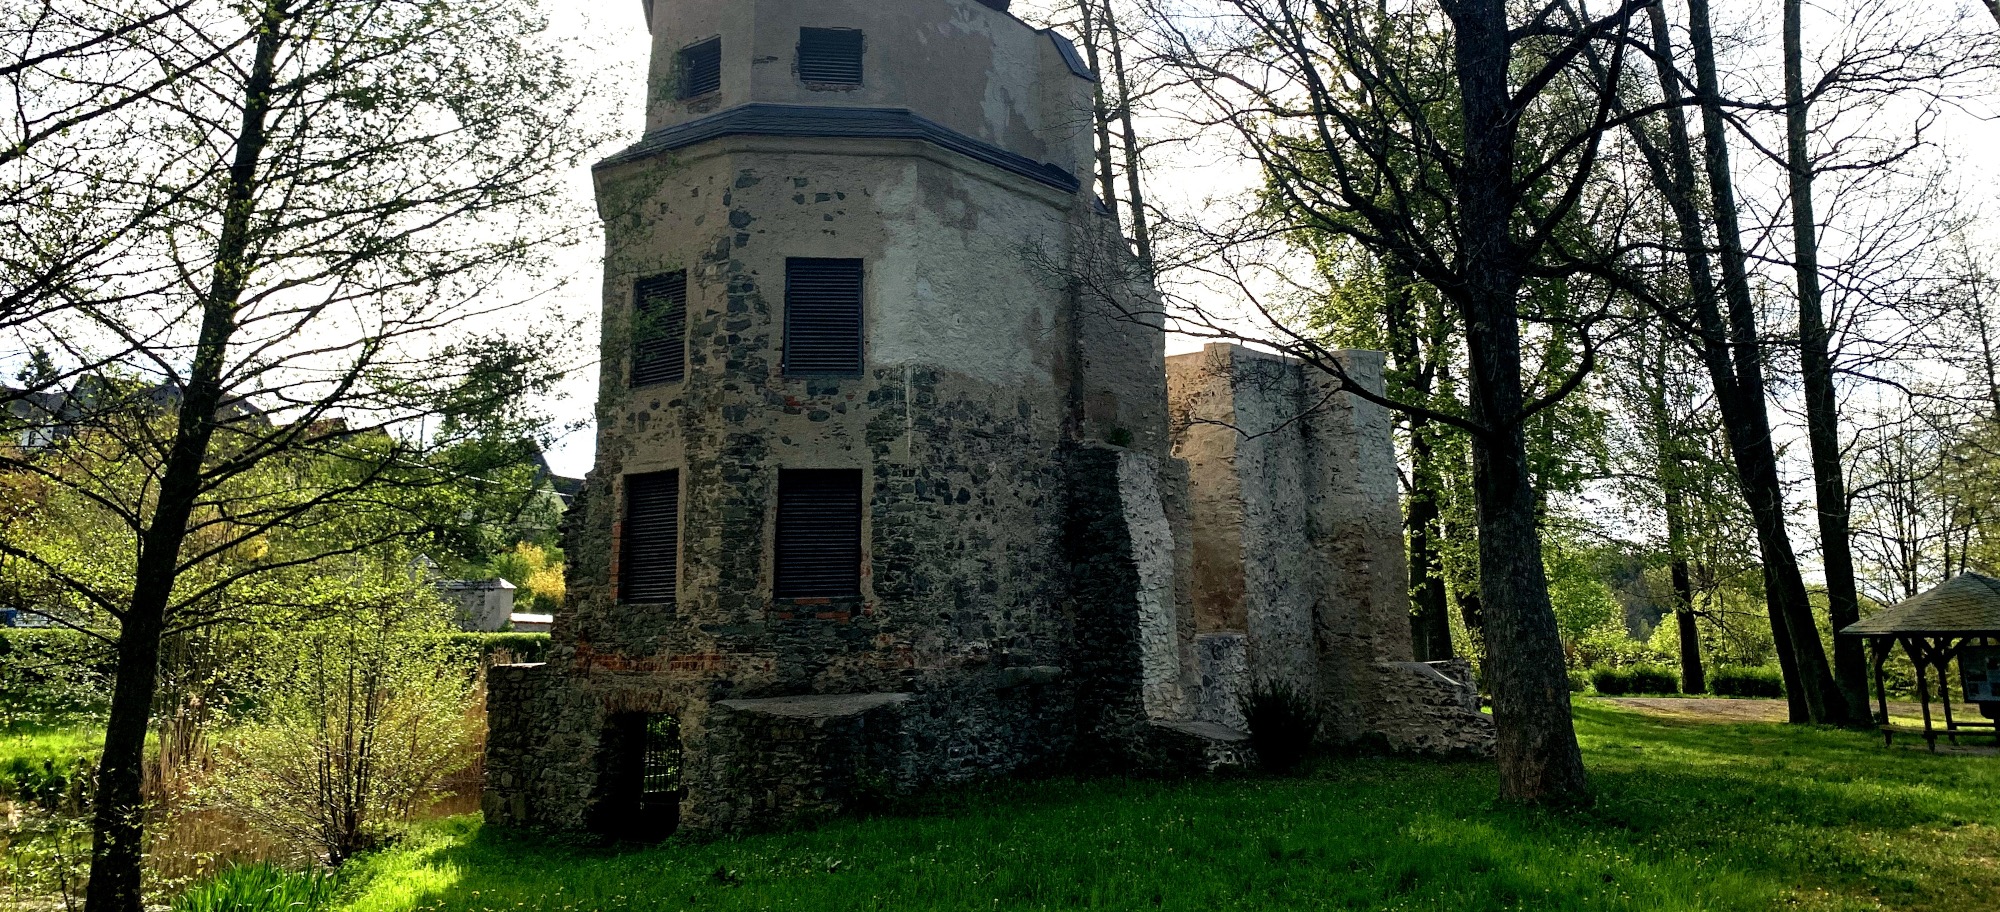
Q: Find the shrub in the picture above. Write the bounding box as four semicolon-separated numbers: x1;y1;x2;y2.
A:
171;862;337;912
209;599;480;865
1629;665;1679;695
1589;665;1635;695
1567;670;1590;693
1711;665;1786;698
1590;663;1680;695
1245;681;1320;773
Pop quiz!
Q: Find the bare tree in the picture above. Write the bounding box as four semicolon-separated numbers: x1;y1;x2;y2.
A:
0;1;599;908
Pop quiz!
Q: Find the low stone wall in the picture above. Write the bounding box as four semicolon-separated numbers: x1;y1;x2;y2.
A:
1368;659;1496;757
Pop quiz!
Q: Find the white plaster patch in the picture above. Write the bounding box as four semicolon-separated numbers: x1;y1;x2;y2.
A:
1118;451;1184;721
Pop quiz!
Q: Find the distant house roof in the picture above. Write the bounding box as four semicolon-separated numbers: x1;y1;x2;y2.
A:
1842;572;2000;637
440;578;517;592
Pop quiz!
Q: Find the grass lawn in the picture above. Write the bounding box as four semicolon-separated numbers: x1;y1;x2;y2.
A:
331;700;1999;912
0;721;98;803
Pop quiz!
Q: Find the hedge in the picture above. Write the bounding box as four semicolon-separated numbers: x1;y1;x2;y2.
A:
1589;663;1680;696
1710;665;1786;698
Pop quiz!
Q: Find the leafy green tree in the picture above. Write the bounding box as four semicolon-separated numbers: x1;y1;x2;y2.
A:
0;2;600;906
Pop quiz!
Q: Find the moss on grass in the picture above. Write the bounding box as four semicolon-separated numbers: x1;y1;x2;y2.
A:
325;701;1998;911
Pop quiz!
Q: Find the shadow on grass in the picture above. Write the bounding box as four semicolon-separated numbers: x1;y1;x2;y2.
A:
338;704;2000;912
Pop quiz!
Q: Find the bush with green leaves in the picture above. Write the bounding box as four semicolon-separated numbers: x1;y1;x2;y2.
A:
1589;664;1679;695
205;570;480;866
1710;665;1786;698
1245;681;1320;773
0;628;113;728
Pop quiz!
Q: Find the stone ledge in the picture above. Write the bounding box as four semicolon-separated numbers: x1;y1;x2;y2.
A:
715;692;913;719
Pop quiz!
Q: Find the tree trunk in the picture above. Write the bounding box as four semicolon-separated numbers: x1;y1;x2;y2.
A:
1685;0;1849;724
1783;0;1869;720
1384;259;1453;661
1450;0;1587;805
1408;430;1454;661
1666;488;1706;693
1076;1;1120;217
83;6;283;910
1101;0;1151;266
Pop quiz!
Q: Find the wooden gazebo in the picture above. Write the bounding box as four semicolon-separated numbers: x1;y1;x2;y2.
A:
1841;571;2000;751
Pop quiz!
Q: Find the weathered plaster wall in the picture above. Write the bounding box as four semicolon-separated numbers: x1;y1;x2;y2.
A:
644;0;1094;178
1165;343;1489;754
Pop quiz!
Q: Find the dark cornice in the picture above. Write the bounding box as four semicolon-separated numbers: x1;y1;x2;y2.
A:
595;104;1083;195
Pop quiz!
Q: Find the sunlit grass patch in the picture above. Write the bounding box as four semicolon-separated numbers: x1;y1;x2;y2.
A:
326;702;2000;912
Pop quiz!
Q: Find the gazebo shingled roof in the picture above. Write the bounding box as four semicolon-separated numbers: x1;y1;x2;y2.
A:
1841;572;2000;637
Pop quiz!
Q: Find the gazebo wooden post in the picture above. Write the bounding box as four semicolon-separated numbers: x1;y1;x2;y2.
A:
1868;636;1893;740
1904;637;1938;753
1935;637;1959;746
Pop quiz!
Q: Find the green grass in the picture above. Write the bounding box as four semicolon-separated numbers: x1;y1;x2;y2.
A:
0;722;99;805
329;702;2000;912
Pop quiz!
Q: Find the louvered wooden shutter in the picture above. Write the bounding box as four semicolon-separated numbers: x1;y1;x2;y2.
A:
680;38;722;98
621;471;679;604
797;28;864;85
783;258;864;376
631;272;687;387
774;469;863;598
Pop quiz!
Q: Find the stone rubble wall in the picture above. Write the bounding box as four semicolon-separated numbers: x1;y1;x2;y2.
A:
1193;633;1249;732
1370;659;1497;756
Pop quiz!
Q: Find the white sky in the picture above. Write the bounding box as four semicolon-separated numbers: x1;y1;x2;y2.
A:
537;0;2000;484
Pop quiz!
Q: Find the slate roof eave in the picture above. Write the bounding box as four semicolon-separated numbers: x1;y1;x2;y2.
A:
1840;571;2000;637
595;104;1083;195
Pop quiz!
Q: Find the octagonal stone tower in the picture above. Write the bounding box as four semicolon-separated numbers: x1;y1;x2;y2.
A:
484;0;1489;839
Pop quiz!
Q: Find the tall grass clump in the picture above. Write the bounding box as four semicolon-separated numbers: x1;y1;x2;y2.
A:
1245;681;1320;773
170;863;336;912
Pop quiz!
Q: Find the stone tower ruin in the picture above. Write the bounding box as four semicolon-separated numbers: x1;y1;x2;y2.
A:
483;0;1492;838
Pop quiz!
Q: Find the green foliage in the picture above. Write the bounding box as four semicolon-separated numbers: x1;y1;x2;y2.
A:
1710;666;1787;699
483;542;564;612
1588;664;1678;696
442;632;551;666
0;628;112;728
170;863;338;912
1244;681;1320;773
0;723;98;808
204;567;480;865
1544;536;1621;647
332;706;2000;912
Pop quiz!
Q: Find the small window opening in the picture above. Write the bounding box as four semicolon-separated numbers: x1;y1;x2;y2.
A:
774;469;864;599
797;28;864;85
630;271;687;387
592;712;682;841
621;471;679;604
680;37;722;99
783;258;864;377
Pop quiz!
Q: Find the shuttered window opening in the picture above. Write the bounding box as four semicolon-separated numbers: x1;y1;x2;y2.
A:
680;38;722;99
774;469;863;598
621;471;679;604
797;28;864;85
630;271;687;387
783;258;864;376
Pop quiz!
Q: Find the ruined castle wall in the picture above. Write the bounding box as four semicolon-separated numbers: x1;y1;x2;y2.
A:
1297;352;1417;738
645;0;1095;179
